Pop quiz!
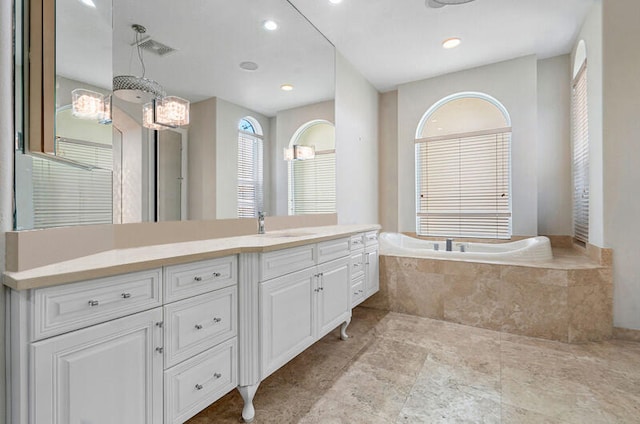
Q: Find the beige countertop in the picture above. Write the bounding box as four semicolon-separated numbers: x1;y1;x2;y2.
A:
3;224;380;291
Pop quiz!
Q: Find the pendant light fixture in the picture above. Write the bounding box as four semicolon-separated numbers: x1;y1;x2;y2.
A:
113;24;189;130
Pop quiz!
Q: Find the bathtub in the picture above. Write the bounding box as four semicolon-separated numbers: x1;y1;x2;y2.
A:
379;233;553;262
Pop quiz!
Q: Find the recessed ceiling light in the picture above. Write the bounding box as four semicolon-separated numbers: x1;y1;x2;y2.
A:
442;37;461;49
281;84;294;91
263;20;278;31
80;0;96;7
329;0;343;4
239;61;259;71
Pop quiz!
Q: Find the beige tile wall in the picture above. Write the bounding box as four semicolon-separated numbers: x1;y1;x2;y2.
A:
364;255;613;343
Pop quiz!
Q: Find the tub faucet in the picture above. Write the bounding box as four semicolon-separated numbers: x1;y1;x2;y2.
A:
258;211;265;234
446;238;453;252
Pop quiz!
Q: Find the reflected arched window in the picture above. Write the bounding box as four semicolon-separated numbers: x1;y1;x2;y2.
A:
415;93;512;238
288;120;336;215
238;117;263;218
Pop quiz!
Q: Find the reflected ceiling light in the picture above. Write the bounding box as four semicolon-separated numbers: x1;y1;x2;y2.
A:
329;0;343;4
113;24;189;130
284;145;315;161
71;88;111;124
263;20;278;31
281;84;294;91
442;37;462;49
239;61;259;71
80;0;96;8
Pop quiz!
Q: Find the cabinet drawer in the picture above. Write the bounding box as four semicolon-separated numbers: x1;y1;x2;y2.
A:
164;338;237;424
351;276;365;307
32;269;162;341
350;252;365;280
350;234;365;251
164;286;237;368
317;237;350;264
260;244;316;281
365;231;379;247
164;255;237;303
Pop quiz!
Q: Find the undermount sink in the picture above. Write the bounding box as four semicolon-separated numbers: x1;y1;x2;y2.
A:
261;231;316;238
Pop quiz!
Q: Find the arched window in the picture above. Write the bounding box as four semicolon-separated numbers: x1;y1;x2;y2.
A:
415;93;512;238
288;120;336;215
572;40;589;244
237;116;263;218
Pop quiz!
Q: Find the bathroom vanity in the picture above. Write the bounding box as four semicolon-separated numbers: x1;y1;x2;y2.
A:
4;225;379;424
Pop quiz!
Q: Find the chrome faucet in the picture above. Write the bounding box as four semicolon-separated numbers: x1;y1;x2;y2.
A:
258;211;265;234
446;238;453;252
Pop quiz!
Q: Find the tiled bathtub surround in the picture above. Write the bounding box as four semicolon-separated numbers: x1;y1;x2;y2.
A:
364;248;612;343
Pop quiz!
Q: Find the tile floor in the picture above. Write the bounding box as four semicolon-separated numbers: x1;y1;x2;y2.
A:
187;307;640;423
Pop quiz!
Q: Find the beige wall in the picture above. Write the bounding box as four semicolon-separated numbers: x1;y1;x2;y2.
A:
396;55;539;236
603;0;640;330
537;55;572;235
335;52;379;225
188;97;217;220
378;90;398;232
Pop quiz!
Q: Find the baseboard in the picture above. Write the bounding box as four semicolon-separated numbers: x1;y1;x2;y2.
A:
613;327;640;342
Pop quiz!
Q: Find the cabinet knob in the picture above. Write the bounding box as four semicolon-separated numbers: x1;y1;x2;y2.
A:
121;293;131;299
213;317;222;323
155;347;164;354
213;372;222;379
195;324;203;330
195;384;203;390
194;272;222;282
88;300;99;307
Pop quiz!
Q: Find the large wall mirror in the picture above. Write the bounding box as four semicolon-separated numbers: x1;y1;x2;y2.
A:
14;0;335;230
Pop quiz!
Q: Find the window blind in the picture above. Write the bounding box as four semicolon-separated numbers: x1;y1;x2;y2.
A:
237;132;264;218
32;138;113;229
415;129;511;238
289;150;336;215
572;63;589;243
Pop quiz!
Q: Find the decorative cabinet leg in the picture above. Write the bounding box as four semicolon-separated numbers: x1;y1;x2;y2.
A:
238;383;260;423
340;316;351;341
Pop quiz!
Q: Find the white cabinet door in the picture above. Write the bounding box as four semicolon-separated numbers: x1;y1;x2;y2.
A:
317;257;350;338
32;308;163;424
365;248;380;297
259;268;316;379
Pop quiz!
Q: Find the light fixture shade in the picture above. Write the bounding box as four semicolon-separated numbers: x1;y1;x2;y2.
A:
72;89;111;124
155;96;190;127
99;95;112;124
72;89;104;120
113;75;165;103
142;102;167;130
284;145;315;161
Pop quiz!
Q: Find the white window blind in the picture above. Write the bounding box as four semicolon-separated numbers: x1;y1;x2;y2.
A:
32;138;113;229
288;150;336;215
572;63;589;243
237;131;264;218
416;129;511;238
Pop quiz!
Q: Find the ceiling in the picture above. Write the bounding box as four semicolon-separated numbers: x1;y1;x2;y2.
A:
56;0;598;115
288;0;598;91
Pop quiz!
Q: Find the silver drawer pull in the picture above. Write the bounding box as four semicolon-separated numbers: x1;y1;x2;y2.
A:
353;263;361;268
121;293;132;299
155;347;164;354
194;272;222;282
195;384;203;390
213;373;222;379
88;300;99;307
195;324;203;330
352;240;362;245
213;317;222;323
